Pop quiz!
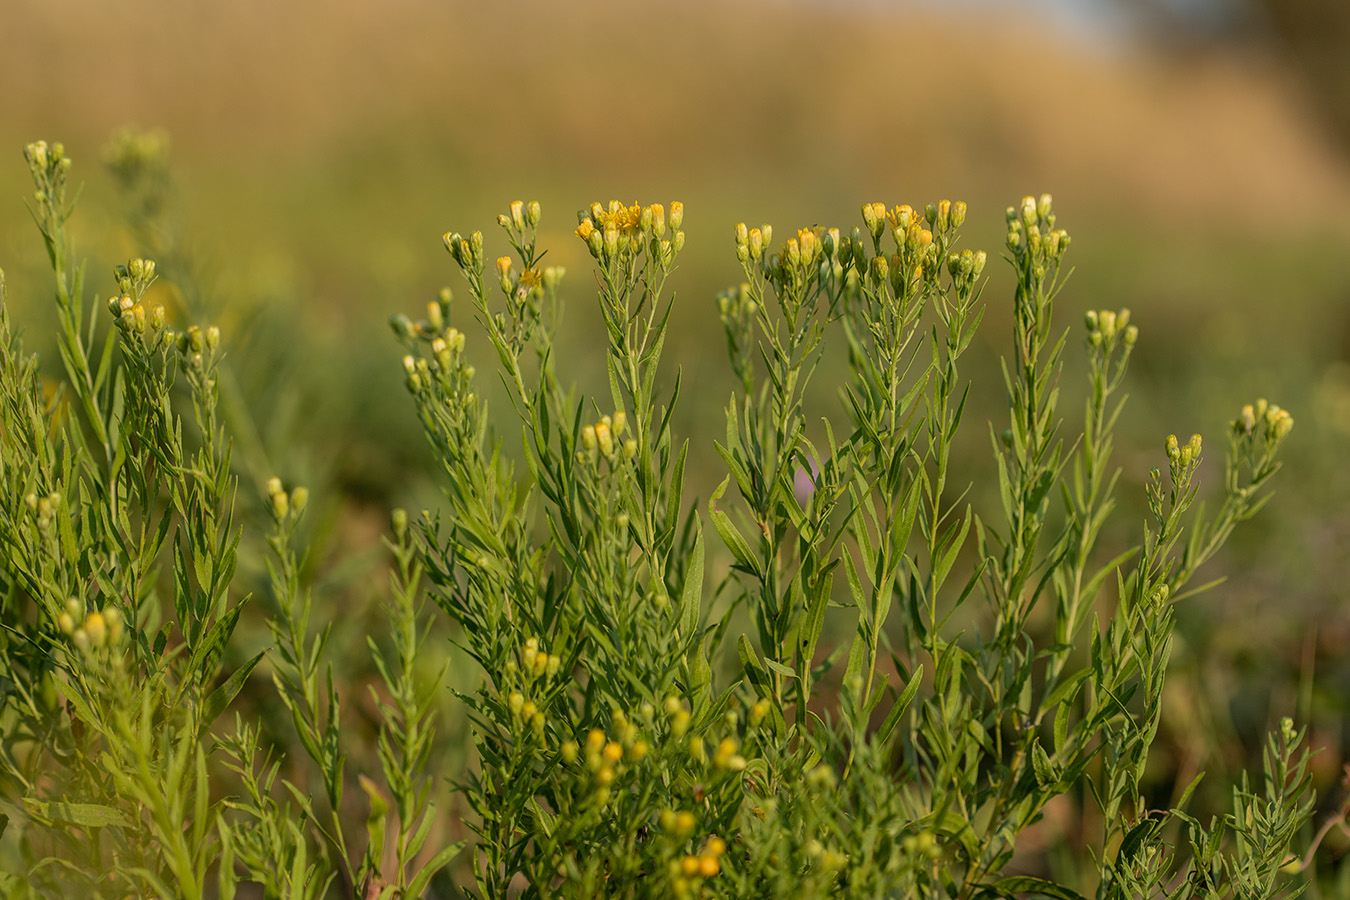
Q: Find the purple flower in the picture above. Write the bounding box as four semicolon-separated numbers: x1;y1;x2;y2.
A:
794;458;821;508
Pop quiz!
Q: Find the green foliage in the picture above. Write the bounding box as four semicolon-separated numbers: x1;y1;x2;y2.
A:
0;140;1323;899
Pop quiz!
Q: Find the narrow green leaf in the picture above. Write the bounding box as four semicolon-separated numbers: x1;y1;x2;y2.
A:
23;799;130;829
200;650;266;737
709;477;759;578
678;522;704;640
405;842;466;900
976;876;1088;900
877;664;923;745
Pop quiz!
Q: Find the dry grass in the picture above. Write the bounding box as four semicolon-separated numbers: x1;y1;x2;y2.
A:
2;0;1347;230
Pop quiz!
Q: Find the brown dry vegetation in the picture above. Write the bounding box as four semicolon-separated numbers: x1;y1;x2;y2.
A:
2;0;1348;225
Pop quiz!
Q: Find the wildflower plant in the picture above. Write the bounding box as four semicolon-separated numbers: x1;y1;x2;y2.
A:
0;136;1320;900
0;142;453;899
390;190;1313;899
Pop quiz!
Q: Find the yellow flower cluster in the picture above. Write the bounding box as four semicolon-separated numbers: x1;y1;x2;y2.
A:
265;477;309;523
504;637;565;740
1235;398;1294;442
558;711;652;807
575;201;684;265
24;490;62;535
57;598;124;653
1165;433;1203;469
1005;193;1070;261
667;834;727;895
497;199;542;235
1084;308;1138;349
578;411;635;467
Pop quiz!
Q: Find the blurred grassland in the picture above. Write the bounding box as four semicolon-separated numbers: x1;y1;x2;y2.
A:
4;0;1350;868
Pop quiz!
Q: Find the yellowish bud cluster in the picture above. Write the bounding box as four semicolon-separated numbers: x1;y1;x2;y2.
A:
443;230;485;270
659;807;698;837
902;830;941;859
62;599;125;653
712;736;746;771
577;201;684;266
1084;308;1137;349
1234;399;1294;442
519;635;563;681
805;838;849;870
805;763;837;791
265;477;309;523
1006;193;1069;262
577;410;632;467
173;324;221;372
1165;433;1203;468
923;199;965;233
664;695;691;738
668;834;727;894
24;140;72;186
27;490;62;534
498;199;542;235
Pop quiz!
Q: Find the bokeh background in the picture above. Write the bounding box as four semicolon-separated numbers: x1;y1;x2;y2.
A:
3;0;1350;887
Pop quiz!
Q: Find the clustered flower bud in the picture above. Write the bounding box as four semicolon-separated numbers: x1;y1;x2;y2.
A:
1164;433;1203;469
266;477;309;524
28;490;62;534
1084;307;1136;350
63;600;125;654
443;230;485;270
576;410;631;468
576;201;684;271
1232;399;1294;446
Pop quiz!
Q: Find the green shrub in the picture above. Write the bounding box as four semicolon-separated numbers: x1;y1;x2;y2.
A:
0;142;1322;899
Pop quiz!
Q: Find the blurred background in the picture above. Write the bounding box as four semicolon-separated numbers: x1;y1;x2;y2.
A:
2;0;1349;887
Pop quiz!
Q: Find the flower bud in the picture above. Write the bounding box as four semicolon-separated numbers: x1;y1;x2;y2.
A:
391;508;408;538
669;201;683;231
869;254;888;285
104;607;124;643
84;611;107;647
925;202;939;229
951;200;967;229
1021;196;1038;225
290;486;309;515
